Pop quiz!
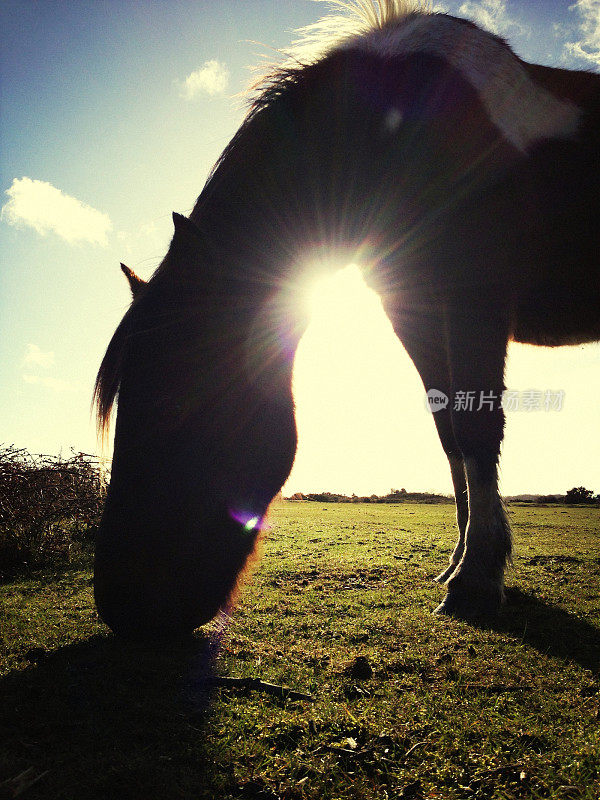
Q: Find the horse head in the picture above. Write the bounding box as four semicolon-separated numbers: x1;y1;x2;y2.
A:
94;213;298;638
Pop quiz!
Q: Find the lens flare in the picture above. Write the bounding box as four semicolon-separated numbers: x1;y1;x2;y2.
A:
229;508;262;533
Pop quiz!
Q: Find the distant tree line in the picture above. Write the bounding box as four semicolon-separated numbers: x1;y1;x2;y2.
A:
287;488;453;504
287;487;599;506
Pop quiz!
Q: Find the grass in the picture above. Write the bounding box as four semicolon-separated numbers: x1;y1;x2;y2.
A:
0;502;598;799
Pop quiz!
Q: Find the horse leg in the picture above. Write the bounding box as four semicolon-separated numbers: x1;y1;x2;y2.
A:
392;322;468;584
436;306;511;618
435;453;468;583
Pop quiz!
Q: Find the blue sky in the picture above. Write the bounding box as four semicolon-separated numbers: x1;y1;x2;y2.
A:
1;0;599;495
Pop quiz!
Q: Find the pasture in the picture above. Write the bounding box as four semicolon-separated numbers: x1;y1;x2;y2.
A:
1;501;598;799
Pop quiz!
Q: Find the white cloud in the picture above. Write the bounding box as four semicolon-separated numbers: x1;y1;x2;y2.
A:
179;60;229;99
565;0;600;66
1;177;112;245
458;0;525;37
23;343;55;369
22;374;77;392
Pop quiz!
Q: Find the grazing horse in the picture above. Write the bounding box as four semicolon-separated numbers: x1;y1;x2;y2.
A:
94;1;600;637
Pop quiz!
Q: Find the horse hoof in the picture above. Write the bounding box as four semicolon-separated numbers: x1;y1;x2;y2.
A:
433;592;501;620
433;599;453;616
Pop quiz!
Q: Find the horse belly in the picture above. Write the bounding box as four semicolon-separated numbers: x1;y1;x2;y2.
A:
513;282;600;346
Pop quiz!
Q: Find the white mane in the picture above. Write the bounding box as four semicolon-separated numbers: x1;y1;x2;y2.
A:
290;0;431;64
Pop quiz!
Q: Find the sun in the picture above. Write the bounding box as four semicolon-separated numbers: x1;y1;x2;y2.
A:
285;263;449;497
305;263;370;321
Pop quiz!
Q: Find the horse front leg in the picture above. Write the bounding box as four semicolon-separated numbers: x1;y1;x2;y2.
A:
435;307;512;618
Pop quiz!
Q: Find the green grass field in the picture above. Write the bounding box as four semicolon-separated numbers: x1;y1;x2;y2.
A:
1;502;598;799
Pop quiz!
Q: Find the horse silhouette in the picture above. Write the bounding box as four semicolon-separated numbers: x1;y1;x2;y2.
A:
94;1;599;637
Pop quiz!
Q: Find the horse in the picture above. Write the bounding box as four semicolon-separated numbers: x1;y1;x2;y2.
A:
94;0;600;637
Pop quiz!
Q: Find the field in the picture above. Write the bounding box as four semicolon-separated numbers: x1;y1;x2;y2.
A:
1;502;598;799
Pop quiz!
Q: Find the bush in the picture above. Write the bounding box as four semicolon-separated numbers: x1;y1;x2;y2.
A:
565;486;596;504
0;445;107;579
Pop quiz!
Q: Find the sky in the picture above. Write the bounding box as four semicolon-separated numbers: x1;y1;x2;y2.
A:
1;0;599;497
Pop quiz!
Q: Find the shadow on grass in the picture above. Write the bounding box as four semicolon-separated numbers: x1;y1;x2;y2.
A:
0;633;232;800
491;588;600;675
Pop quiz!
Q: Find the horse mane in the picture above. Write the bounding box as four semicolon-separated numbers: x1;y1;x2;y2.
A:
198;0;431;207
94;307;134;439
94;1;431;438
288;0;431;63
247;0;430;115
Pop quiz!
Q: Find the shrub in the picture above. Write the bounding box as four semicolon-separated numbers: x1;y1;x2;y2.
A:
0;445;107;579
565;486;596;504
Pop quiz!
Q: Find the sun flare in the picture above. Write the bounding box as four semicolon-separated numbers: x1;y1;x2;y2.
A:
286;264;449;497
306;263;368;320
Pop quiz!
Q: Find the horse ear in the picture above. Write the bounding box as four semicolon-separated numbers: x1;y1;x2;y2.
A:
169;213;207;282
172;212;204;248
120;263;146;298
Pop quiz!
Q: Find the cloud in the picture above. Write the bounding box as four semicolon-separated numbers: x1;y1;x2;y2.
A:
458;0;525;37
565;0;600;66
179;60;229;99
23;343;55;369
21;343;75;391
22;374;77;392
1;177;112;245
